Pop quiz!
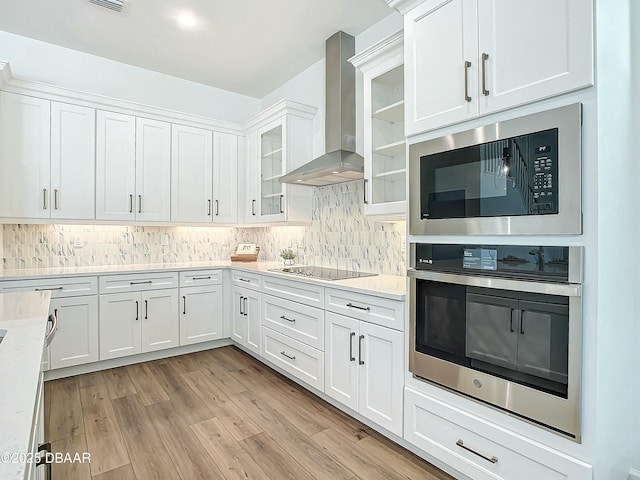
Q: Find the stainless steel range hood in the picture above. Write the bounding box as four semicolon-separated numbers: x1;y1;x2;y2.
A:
280;31;364;187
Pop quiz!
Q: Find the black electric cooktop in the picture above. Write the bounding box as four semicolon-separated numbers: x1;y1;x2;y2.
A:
268;266;377;281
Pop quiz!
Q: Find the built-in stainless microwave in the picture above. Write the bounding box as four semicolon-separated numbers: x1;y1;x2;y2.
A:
409;104;582;235
409;243;583;440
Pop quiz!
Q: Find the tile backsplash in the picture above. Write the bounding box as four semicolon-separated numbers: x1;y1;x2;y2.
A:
2;182;406;276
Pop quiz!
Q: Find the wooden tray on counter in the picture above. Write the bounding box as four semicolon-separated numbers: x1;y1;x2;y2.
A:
231;246;260;262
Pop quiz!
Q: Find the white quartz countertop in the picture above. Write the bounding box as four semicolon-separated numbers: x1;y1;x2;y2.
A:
0;261;407;299
0;291;51;480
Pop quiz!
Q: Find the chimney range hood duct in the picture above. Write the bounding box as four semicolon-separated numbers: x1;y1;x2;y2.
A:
279;31;364;187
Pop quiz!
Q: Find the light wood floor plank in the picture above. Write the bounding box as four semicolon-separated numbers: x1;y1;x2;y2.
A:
190;350;248;395
240;431;317;480
48;376;85;441
124;363;170;406
50;433;92;480
230;390;355;480
191;417;268;480
147;362;213;425
146;400;226;480
103;367;137;399
111;394;181;480
79;381;130;476
93;464;137;480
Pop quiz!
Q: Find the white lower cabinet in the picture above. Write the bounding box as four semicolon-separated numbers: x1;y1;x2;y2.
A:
99;288;179;360
180;284;223;345
325;311;403;436
49;296;99;369
231;285;261;355
404;387;592;480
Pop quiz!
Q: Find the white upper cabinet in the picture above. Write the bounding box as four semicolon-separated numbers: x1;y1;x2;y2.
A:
212;131;238;224
0;93;96;220
0;92;51;218
50;102;96;220
135;118;171;222
96;110;137;221
171;124;213;222
351;31;407;219
97;112;171;222
242;100;316;225
404;0;593;136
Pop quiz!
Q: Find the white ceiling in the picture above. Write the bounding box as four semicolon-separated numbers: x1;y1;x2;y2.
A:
0;0;394;98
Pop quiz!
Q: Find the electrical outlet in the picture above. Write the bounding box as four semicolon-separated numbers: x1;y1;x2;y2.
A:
160;234;169;246
400;237;407;255
73;236;83;248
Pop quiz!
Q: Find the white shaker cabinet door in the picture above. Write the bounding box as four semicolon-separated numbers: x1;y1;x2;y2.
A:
99;293;142;360
231;287;246;344
180;285;224;345
212;132;238;224
96;110;136;221
141;288;179;353
404;0;478;136
171;124;213;222
358;321;404;436
244;290;261;355
324;312;359;412
477;0;593;115
0;92;51;218
49;295;99;370
135;118;171;222
50;102;96;220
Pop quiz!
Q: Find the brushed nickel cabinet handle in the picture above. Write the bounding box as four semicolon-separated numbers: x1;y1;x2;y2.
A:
347;302;371;312
207;199;212;216
130;280;153;285
464;60;472;102
280;314;295;323
239;296;244;316
144;300;148;319
252;199;256;216
481;53;490;96
215;199;219;216
135;300;139;321
238;278;251;283
349;331;355;362
129;194;133;213
243;297;248;316
280;351;296;360
43;188;47;210
192;276;212;280
456;439;498;464
35;286;63;292
138;194;142;213
363;179;368;204
358;335;365;365
183;296;186;315
54;189;59;210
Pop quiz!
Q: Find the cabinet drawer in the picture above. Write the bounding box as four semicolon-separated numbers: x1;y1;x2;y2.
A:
0;276;98;298
404;388;592;480
325;288;404;331
231;270;261;291
262;295;324;350
262;275;324;308
262;326;324;391
99;272;178;293
179;269;222;287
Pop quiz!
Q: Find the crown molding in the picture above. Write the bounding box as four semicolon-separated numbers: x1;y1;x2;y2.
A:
385;0;427;14
242;98;317;133
0;61;243;134
349;31;403;71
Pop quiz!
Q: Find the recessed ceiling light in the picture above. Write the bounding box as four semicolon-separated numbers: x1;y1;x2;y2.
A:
177;12;197;28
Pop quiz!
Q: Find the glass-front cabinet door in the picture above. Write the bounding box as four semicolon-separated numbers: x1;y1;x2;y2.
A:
259;120;285;220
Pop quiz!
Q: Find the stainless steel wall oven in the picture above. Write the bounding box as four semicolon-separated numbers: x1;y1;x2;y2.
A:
409;243;583;440
409;103;582;236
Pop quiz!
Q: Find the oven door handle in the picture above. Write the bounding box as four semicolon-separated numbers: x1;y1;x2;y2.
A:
407;269;581;297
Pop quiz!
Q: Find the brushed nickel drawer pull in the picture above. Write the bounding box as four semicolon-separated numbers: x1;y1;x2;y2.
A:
238;278;251;283
347;302;370;312
192;276;212;280
280;315;296;323
456;439;498;464
481;53;490;96
35;286;64;291
130;280;153;285
280;351;296;360
464;60;472;102
349;331;355;362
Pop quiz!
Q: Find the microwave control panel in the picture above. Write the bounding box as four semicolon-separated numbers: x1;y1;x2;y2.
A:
529;130;558;214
